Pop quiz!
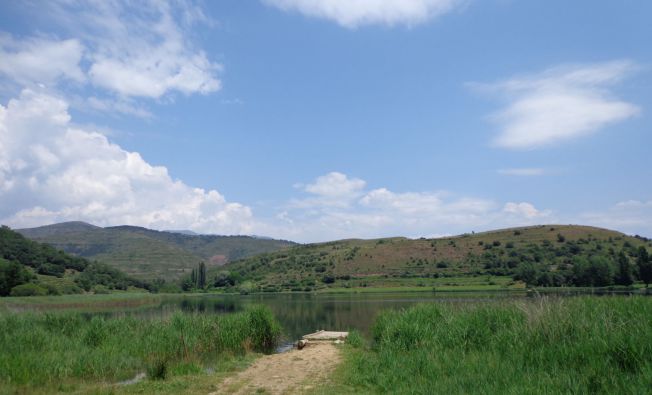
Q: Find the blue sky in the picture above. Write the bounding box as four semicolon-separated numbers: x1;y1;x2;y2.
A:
0;0;650;242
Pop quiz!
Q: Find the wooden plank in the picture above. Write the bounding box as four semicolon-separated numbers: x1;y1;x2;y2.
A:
302;330;349;341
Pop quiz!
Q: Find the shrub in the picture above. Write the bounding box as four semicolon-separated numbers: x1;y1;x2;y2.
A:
92;285;110;294
10;283;48;296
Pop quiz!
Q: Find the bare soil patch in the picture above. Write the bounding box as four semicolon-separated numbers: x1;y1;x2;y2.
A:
211;343;341;395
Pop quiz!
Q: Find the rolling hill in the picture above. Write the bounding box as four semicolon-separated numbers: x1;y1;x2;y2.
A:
17;222;296;280
220;225;652;292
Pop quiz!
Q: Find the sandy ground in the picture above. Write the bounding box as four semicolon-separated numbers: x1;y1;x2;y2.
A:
211;342;341;395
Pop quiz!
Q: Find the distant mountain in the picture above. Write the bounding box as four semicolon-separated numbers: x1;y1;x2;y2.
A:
164;230;199;236
17;222;296;280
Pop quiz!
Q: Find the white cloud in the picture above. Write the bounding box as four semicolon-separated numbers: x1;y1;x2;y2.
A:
0;1;221;104
269;172;554;242
503;202;550;219
474;60;640;149
498;168;545;176
305;172;366;197
262;0;463;28
0;34;85;86
60;0;221;99
0;89;252;234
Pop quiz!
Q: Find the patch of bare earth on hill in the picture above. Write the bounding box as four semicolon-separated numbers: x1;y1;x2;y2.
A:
210;343;341;395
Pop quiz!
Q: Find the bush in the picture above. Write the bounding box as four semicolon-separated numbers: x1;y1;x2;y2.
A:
10;283;48;296
346;330;365;348
92;285;110;294
0;259;33;296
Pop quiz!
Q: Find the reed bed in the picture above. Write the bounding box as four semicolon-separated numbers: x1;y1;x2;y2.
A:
338;296;652;394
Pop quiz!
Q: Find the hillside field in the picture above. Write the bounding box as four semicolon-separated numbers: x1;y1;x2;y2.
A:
220;225;652;292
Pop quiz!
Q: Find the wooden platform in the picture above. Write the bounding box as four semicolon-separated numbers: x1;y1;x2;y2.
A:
302;330;349;342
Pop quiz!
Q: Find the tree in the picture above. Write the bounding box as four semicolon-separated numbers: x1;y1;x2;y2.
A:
637;247;652;288
572;256;614;287
515;263;539;286
588;256;614;287
0;258;33;296
615;251;633;286
197;262;206;289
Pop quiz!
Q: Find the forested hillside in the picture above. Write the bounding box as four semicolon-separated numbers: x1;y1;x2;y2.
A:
18;222;295;280
0;226;148;296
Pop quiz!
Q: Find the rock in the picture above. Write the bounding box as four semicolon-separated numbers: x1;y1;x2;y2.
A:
297;339;309;350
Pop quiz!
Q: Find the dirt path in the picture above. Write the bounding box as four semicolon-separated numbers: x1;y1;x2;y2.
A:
211;343;341;395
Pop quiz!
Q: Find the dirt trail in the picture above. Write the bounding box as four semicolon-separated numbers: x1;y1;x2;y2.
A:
211;343;341;395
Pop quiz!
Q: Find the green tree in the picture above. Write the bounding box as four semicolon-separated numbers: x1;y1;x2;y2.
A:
0;258;33;296
197;261;206;289
615;251;633;286
637;247;652;288
572;256;614;287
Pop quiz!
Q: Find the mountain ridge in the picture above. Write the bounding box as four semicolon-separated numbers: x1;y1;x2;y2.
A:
17;222;296;280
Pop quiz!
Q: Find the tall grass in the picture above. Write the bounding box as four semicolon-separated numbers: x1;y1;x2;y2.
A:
339;297;652;394
0;305;280;390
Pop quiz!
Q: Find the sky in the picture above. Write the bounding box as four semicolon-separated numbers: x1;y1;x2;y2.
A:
0;0;650;243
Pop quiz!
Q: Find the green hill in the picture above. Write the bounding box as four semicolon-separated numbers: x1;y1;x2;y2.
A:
220;225;652;292
17;222;296;280
0;226;145;296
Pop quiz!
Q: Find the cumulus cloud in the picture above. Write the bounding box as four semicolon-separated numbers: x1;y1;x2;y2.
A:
0;89;252;234
271;172;553;242
262;0;463;28
473;60;640;149
0;34;85;86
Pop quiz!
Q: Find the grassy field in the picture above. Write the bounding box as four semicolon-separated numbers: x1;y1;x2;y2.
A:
0;305;281;394
324;296;652;394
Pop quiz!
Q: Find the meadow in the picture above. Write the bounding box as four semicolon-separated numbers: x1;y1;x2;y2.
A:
328;296;652;394
0;305;281;393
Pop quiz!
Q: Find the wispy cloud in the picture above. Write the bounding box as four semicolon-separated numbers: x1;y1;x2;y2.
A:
0;34;85;87
498;168;545;176
580;199;652;236
473;60;640;149
0;1;221;109
262;0;464;28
